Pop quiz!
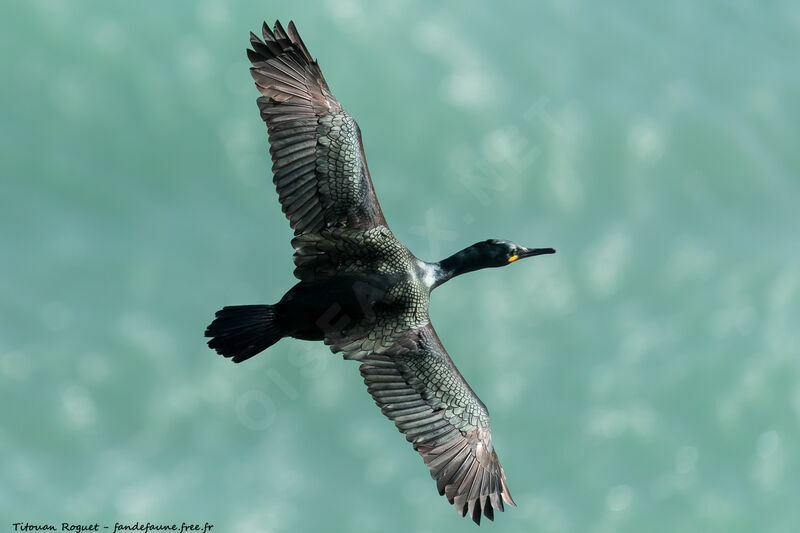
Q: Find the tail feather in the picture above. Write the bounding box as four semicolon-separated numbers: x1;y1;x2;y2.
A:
205;304;284;363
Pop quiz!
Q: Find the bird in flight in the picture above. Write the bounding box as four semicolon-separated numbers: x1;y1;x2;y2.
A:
205;20;555;525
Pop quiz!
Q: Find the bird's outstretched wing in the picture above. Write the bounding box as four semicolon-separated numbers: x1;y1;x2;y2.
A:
356;322;516;524
247;21;387;236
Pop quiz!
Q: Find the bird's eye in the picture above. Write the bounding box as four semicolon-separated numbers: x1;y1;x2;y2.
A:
507;250;520;263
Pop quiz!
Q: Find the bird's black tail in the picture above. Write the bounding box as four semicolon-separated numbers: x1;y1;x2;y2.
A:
205;305;284;363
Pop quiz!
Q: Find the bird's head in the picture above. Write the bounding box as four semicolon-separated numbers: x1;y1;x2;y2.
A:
475;239;556;268
431;239;556;289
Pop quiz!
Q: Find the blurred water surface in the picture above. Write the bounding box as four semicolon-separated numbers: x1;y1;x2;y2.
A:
2;1;799;531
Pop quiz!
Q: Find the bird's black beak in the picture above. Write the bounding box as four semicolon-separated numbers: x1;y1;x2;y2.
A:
519;247;556;258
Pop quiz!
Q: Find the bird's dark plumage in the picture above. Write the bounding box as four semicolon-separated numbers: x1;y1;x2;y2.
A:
247;21;386;235
206;20;555;525
360;323;515;521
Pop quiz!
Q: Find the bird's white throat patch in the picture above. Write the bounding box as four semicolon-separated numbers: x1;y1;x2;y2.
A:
418;260;440;290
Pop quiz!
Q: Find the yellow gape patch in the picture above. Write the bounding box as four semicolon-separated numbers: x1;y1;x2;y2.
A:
507;255;519;263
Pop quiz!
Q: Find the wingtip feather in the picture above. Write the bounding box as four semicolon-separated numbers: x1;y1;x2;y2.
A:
261;21;275;41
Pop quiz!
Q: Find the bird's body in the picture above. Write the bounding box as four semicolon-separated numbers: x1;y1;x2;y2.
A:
206;20;555;525
286;230;425;340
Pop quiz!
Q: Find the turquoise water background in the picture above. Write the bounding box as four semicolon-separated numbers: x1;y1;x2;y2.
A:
2;1;799;531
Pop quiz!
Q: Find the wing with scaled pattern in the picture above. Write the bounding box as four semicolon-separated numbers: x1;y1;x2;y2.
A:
248;21;387;236
357;323;516;524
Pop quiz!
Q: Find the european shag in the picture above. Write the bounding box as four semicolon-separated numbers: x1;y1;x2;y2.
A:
205;20;556;525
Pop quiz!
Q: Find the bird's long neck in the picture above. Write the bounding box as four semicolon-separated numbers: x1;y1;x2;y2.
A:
430;244;488;290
